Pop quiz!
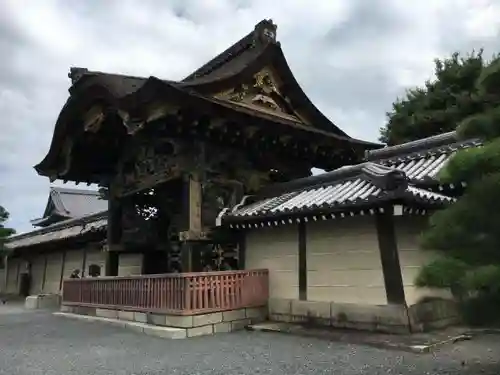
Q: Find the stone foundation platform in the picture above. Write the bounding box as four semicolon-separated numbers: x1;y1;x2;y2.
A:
268;298;460;334
25;294;61;310
59;304;268;339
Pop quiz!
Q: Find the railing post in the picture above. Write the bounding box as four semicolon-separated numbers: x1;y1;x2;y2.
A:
184;276;191;312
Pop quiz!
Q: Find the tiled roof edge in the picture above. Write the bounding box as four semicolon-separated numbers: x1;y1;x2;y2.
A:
257;162;407;199
6;210;108;243
366;131;460;161
51;187;101;196
182;19;276;81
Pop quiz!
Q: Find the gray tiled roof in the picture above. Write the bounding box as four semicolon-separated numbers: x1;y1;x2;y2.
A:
51;187;108;217
224;163;454;222
7;211;107;249
366;131;482;184
222;131;483;224
31;187;108;228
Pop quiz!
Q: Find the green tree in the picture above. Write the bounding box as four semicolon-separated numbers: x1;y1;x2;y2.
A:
415;57;500;323
379;50;486;145
0;205;16;268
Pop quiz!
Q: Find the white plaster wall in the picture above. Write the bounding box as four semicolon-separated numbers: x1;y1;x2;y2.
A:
6;258;20;294
85;249;106;277
43;252;63;294
63;250;84;279
306;217;387;305
118;253;143;276
395;215;452;305
245;225;298;299
29;255;45;295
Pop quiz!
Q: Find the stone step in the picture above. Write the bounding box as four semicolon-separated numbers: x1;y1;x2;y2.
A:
53;312;187;339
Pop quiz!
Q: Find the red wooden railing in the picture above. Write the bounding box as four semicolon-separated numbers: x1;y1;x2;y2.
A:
62;269;269;315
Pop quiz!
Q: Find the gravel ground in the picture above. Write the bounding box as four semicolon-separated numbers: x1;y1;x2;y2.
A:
0;305;499;375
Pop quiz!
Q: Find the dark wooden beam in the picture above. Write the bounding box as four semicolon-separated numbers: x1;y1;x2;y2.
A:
238;232;246;270
180;243;193;272
104;251;119;277
375;205;406;305
107;194;122;250
81;246;88;278
59;250;66;291
16;261;20;287
298;222;307;301
41;254;48;292
4;257;9;291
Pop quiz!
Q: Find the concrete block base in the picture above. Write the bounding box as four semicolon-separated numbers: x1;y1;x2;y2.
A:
25;294;61;310
268;298;459;334
54;313;187;339
58;304;268;339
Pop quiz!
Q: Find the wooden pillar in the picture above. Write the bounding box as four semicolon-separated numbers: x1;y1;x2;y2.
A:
238;233;246;270
59;250;66;291
41;254;48;292
178;173;202;273
183;173;202;234
375;205;406;305
15;260;20;289
104;251;119;276
81;246;88;277
107;194;122;248
4;256;9;292
180;243;193;272
105;195;121;276
298;222;307;301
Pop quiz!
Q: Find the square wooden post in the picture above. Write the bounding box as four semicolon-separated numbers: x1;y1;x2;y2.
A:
375;205;406;305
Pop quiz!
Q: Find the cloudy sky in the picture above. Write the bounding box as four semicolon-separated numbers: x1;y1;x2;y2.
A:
1;0;499;233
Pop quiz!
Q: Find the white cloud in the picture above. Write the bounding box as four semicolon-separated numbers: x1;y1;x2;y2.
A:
0;0;499;232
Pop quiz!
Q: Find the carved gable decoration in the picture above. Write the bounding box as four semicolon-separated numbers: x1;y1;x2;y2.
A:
213;68;307;124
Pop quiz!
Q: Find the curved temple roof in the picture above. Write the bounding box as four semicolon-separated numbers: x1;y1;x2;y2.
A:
30;187;108;227
34;19;381;182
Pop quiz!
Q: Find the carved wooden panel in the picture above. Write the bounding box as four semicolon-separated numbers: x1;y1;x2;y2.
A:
213;67;309;124
114;138;187;197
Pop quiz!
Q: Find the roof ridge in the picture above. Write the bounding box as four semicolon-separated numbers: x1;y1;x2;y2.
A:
6;210;108;243
51;186;101;196
182;19;277;82
258;162;408;198
68;68;150;85
366;131;461;161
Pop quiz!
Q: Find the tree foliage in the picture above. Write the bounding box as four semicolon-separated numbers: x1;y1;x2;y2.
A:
415;55;500;308
0;205;16;268
379;50;488;145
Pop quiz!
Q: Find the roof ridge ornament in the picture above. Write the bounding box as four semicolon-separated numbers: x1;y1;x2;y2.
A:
253;19;277;46
361;163;408;191
68;67;89;85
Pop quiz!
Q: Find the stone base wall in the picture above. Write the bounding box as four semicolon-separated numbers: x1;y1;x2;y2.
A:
25;294;61;310
408;298;461;332
269;298;459;334
61;305;268;338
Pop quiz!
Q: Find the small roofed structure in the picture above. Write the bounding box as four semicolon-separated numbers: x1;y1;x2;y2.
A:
220;131;479;226
4;188;107;297
30;187;108;228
